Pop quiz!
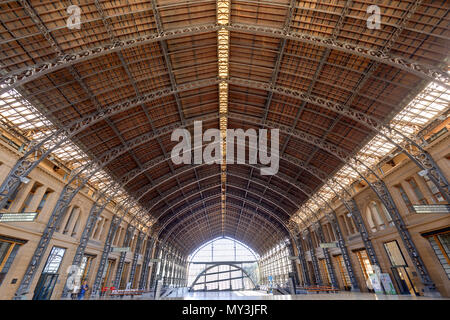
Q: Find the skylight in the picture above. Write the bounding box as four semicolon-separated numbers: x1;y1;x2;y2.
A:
0;86;150;233
291;81;449;226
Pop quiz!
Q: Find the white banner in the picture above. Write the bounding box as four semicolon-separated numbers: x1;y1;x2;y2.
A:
111;247;131;253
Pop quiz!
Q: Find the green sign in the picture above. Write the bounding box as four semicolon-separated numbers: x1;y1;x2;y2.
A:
0;212;37;222
379;273;396;295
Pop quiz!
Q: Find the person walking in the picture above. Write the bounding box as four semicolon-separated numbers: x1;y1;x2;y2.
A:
78;280;89;300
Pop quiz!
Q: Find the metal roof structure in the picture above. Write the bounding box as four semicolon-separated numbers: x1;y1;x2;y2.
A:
0;0;449;257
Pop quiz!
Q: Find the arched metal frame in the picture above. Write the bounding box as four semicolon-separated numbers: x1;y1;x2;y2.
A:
161;201;285;255
147;167;294;220
2;21;448;95
165;200;283;249
112;224;135;288
1;1;446;227
1;8;448;211
2;3;447;297
188;236;259;261
2;75;447;213
138;236;154;290
188;263;257;291
152;161;331;242
154;186;292;245
128;231;145;287
22;119;442;292
67;141;335;271
134;166;296;220
1;76;447;227
122;120;427;296
12;103;443;296
1;80;447;259
155;192;292;255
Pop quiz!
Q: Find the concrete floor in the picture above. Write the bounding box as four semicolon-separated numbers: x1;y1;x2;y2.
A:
162;290;449;300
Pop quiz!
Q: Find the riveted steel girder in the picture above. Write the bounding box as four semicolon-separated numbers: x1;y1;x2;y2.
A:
304;228;322;286
2;21;448;94
162;202;284;249
139;236;154;290
129;231;145;287
2;71;447;216
154;191;291;240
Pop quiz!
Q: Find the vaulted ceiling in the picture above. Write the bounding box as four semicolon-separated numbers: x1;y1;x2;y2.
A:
0;0;448;255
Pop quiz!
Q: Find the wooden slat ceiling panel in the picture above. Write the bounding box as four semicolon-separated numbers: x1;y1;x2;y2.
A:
158;0;216;29
0;2;58;69
231;0;290;28
164;208;283;243
169;38;217;65
181;95;218;118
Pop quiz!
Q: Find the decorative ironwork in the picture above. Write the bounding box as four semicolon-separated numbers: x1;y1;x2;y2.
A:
91;214;121;297
226;23;449;89
305;229;322;286
138;236;154;290
326;211;359;291
128;232;145;287
112;225;135;288
3;22;448;94
154;184;291;236
0;80;218;209
2;76;446;215
315;222;339;288
148;244;161;290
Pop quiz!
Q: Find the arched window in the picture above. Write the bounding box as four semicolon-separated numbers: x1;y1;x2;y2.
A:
338;215;349;237
366;201;389;232
327;223;336;241
36;188;53;215
380;203;394;226
345;214;356;234
131;234;137;251
19;182;42;212
62;206;80;235
71;214;81;237
187;237;259;291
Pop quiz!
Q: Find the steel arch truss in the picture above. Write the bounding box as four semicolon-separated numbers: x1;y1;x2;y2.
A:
189;263;257;291
2;22;448;94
